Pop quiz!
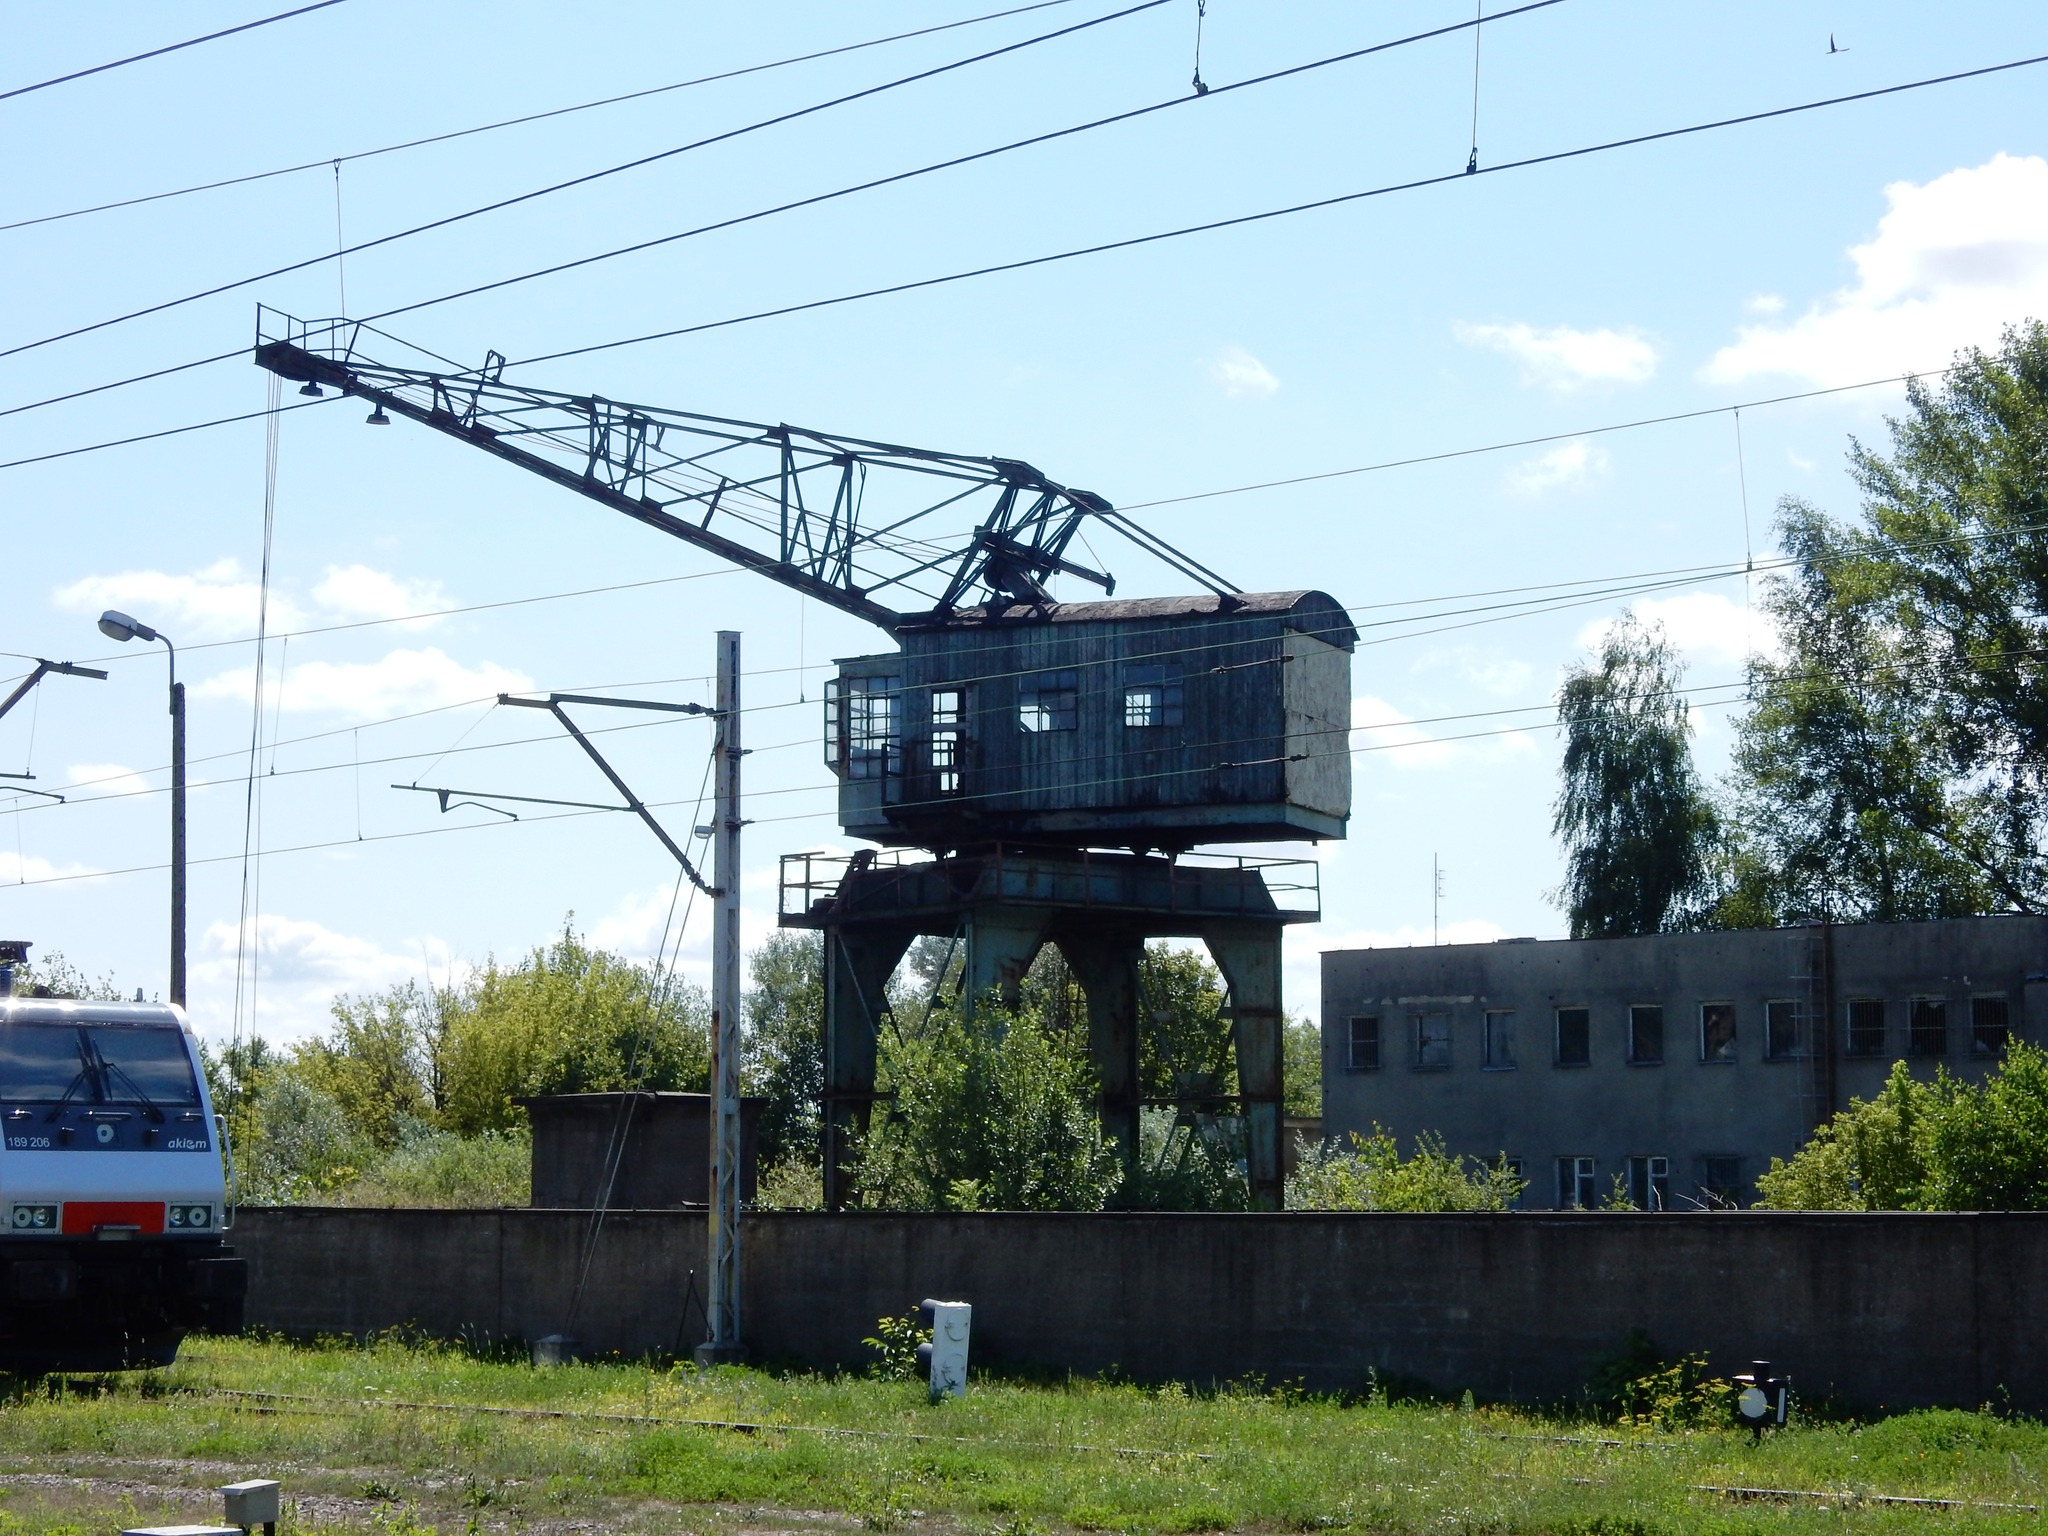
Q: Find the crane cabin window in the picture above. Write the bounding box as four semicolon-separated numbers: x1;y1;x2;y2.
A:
1122;664;1184;729
929;689;966;796
1018;670;1078;733
827;676;900;781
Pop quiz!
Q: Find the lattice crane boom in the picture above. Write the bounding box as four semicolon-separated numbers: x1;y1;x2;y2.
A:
252;309;1238;632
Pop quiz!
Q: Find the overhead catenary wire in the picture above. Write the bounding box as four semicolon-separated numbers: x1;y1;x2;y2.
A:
500;50;2048;376
0;0;1176;363
7;51;2029;467
0;0;1565;424
0;0;347;104
0;0;1094;234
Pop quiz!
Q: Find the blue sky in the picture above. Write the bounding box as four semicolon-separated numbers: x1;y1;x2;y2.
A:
3;0;2045;1039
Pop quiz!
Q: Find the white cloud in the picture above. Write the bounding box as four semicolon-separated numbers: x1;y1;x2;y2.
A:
1208;345;1280;399
66;763;151;800
1745;293;1787;317
0;849;99;885
1454;320;1657;391
1351;695;1535;768
190;913;457;1042
311;565;451;628
1508;439;1609;496
1577;591;1779;671
1705;153;2048;387
51;559;306;640
195;647;532;719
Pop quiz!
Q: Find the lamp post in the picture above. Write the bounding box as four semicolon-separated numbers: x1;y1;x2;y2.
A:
97;610;184;1009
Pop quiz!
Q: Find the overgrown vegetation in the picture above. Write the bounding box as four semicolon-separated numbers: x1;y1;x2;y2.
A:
1756;1041;2048;1210
211;922;709;1207
1286;1127;1526;1211
0;1334;2038;1536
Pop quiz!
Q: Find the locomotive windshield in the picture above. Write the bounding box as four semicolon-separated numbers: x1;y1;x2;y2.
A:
0;1022;202;1108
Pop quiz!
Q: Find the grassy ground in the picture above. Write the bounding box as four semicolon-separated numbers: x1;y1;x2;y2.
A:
0;1335;2040;1536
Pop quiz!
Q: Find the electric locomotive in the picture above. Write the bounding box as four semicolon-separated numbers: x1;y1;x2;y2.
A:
0;980;245;1371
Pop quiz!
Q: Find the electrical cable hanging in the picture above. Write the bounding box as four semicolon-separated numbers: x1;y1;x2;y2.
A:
332;161;347;316
1734;406;1755;692
1191;0;1209;95
230;372;284;1080
1467;1;1483;173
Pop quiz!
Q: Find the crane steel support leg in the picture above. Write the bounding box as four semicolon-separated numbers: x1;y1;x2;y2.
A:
821;924;915;1211
1059;933;1144;1169
1203;921;1287;1211
961;911;1051;1018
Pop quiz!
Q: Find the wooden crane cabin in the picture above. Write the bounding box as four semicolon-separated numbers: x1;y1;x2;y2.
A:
824;590;1356;852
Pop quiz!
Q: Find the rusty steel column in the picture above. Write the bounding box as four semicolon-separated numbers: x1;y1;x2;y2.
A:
1060;933;1145;1168
1203;920;1287;1211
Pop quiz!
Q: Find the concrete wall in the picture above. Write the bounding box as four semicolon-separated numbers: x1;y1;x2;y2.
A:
232;1207;2048;1413
1322;915;2048;1210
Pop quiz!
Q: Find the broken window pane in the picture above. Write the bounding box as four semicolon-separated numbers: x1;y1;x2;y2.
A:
1908;997;1947;1057
1700;1003;1737;1063
1414;1012;1451;1070
1554;1007;1590;1066
1845;997;1885;1057
1628;1005;1663;1064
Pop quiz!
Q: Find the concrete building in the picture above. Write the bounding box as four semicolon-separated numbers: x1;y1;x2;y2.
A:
1320;916;2047;1209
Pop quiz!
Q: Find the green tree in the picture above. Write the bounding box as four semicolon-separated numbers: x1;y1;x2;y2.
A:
743;930;823;1171
1553;614;1717;937
851;995;1121;1211
292;979;449;1146
1286;1127;1525;1211
1284;1016;1321;1119
1756;1044;2048;1211
439;923;710;1135
1729;322;2048;921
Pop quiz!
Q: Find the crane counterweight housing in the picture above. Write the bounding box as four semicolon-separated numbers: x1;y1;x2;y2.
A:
0;997;245;1372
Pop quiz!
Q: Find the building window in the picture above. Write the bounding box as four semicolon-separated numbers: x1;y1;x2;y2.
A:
1554;1007;1590;1066
1483;1009;1516;1069
1414;1012;1451;1070
1628;1005;1663;1065
1557;1156;1597;1210
830;676;900;781
1628;1155;1671;1212
1502;1156;1525;1208
1908;996;1947;1057
929;688;966;796
1121;664;1184;729
1845;996;1885;1057
1700;1155;1745;1208
1346;1016;1381;1072
1018;670;1078;732
1700;1002;1737;1063
1971;995;2010;1057
1765;999;1804;1060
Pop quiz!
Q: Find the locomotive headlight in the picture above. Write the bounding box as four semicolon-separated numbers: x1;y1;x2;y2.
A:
166;1204;213;1230
9;1204;56;1231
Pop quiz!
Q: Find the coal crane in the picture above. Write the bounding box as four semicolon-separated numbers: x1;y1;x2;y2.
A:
254;309;1356;1210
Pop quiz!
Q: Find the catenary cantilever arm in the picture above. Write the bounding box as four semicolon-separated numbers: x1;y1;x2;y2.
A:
498;692;717;894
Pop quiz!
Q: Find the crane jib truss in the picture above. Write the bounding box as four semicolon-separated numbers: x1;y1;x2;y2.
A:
251;309;1239;632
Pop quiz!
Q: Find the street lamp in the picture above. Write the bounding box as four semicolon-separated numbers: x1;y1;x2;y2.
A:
97;610;185;1010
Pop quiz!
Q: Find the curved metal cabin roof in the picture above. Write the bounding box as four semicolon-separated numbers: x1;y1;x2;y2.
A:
0;998;188;1027
902;589;1357;650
